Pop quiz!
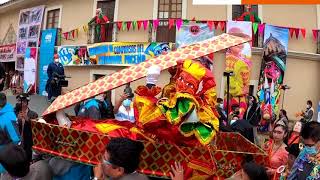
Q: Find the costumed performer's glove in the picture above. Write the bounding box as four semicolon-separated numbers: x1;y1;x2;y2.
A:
146;65;161;85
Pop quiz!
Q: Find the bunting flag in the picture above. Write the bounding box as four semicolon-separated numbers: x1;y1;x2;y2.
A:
83;25;88;33
301;28;306;39
132;21;137;30
137;20;143;30
294;28;300;39
149;20;153;30
63;32;68;40
176;19;183;30
214;21;219;29
143;20;148;30
220;21;226;31
289;28;295;38
117;21;122;31
312;29;318;41
71;30;76;38
122;21;127;31
207;21;214;31
169;19;175;29
183;19;189;25
126;21;132;31
258;23;265;36
252;22;259;35
153;19;159;29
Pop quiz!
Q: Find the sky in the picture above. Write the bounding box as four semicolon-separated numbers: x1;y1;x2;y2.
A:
0;0;10;4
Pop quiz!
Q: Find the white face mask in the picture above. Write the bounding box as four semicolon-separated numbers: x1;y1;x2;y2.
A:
307;104;311;109
54;59;59;63
219;104;224;109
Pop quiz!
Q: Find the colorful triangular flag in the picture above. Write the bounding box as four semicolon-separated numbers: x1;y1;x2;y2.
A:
176;19;183;30
117;21;122;31
258;24;265;36
219;21;226;31
207;21;213;31
137;20;143;30
312;29;318;41
169;19;175;29
132;21;137;30
143;20;148;30
153;19;159;29
183;19;189;25
122;21;127;31
289;28;295;38
301;28;306;39
295;28;300;39
126;21;132;30
253;22;258;35
214;21;219;29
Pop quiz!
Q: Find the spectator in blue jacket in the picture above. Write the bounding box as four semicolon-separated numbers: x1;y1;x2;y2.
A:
46;54;65;101
0;92;20;174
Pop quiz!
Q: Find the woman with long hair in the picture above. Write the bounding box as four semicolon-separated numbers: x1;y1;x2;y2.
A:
263;124;289;177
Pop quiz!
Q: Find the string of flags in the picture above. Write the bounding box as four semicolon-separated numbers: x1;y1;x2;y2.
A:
59;18;318;41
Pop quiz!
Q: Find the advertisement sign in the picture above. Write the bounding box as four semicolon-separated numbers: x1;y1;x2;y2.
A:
0;44;16;62
257;25;289;132
224;21;252;117
23;47;37;94
39;29;57;96
16;5;44;71
88;42;171;65
58;46;89;65
176;23;215;48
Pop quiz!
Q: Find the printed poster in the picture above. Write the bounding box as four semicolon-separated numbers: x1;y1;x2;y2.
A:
39;29;57;96
57;46;89;65
88;42;171;65
0;44;16;62
225;21;252;117
257;25;289;132
23;47;37;94
16;5;44;71
176;23;215;48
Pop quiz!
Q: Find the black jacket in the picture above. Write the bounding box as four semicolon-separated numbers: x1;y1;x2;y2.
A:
244;103;261;126
16;109;38;162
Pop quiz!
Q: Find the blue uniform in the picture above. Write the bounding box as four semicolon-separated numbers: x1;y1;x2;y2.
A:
0;103;20;173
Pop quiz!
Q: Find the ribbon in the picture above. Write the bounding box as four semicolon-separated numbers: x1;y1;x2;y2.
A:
153;19;159;29
143;20;148;30
169;18;175;30
252;22;259;35
176;19;183;30
207;21;214;31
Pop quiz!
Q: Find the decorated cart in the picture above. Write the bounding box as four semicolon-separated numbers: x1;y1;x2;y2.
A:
32;33;269;179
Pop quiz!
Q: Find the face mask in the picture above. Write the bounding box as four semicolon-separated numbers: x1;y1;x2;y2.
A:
303;145;318;155
219;104;224;109
54;59;59;63
230;120;236;125
307;105;311;109
123;99;131;107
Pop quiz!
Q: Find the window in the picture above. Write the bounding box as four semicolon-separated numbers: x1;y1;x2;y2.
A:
156;0;182;43
46;9;60;29
232;5;260;47
94;0;115;43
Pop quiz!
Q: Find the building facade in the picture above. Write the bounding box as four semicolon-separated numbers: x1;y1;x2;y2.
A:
0;0;319;120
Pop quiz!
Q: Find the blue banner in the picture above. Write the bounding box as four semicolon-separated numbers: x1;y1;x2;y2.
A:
39;28;57;96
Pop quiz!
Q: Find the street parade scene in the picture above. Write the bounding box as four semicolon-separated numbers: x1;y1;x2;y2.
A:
0;0;319;179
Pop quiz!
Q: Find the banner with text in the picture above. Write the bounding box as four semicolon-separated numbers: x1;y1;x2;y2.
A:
88;42;171;65
0;44;16;62
16;5;44;71
57;46;89;65
23;47;37;94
